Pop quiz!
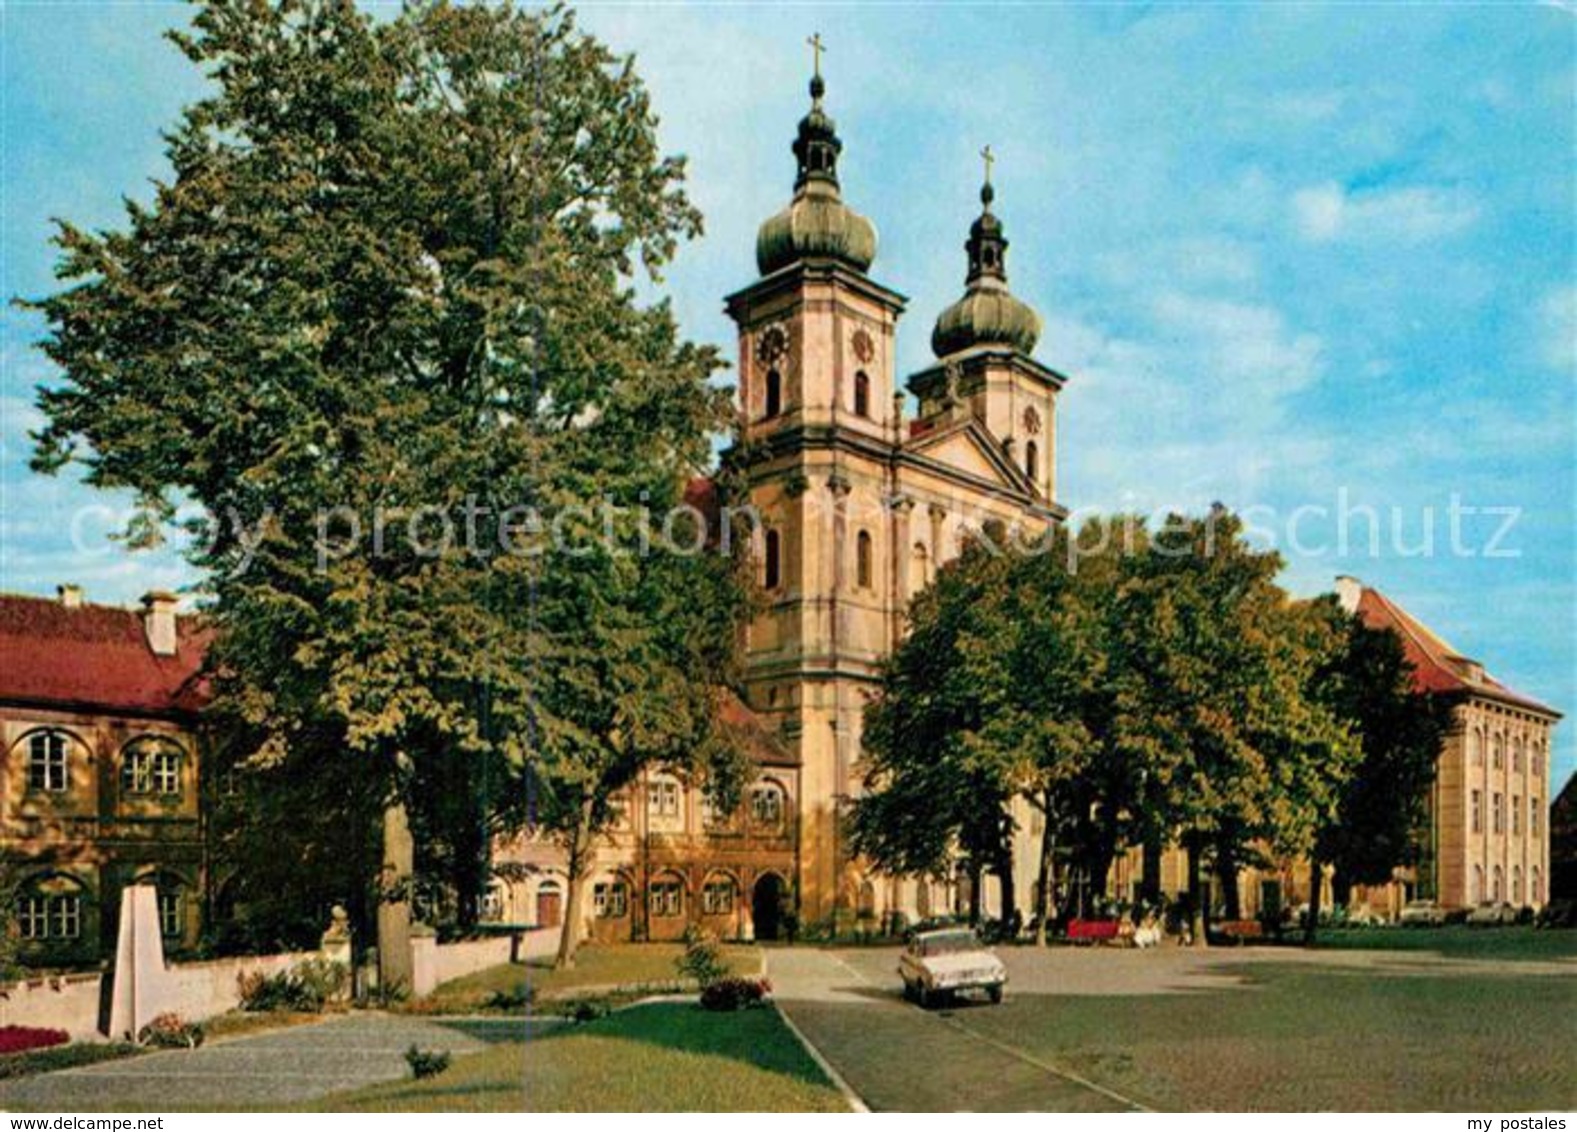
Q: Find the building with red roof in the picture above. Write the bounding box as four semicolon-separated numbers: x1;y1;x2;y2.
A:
1;587;209;966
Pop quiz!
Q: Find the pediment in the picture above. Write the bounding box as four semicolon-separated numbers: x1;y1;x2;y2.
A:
905;416;1034;496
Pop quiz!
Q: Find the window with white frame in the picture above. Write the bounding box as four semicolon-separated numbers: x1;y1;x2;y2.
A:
700;789;733;830
647;778;680;821
122;738;182;797
702;878;735;915
17;895;48;940
157;888;182;938
752;782;785;829
649;879;682;917
19;890;82;941
593;881;628;918
27;731;69;793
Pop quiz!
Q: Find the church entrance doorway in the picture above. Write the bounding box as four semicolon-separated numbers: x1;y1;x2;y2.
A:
752;873;784;941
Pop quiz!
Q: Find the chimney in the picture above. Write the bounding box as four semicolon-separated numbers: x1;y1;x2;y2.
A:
57;584;84;609
141;591;179;656
1334;575;1363;614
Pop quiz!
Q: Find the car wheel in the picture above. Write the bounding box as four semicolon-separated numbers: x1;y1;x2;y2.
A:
918;987;934;1009
987;985;1003;1005
901;980;916;1002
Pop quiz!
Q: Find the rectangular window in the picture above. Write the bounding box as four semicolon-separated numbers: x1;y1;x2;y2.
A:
1471;790;1482;834
593;882;628;918
18;896;47;940
703;882;734;915
752;787;784;827
1493;792;1504;834
1532;799;1540;837
49;895;80;940
157;891;181;938
124;756;153;795
649;882;681;917
647;780;679;819
1513;795;1521;835
153;753;180;796
29;733;67;793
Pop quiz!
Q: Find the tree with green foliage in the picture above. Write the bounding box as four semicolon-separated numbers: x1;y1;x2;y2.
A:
25;0;748;956
1303;604;1448;941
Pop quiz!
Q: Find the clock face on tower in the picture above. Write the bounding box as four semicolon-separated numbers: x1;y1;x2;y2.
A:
851;328;875;365
755;324;789;366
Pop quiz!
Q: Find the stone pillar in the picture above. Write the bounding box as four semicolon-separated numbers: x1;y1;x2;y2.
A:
377;800;415;996
107;885;167;1041
890;494;914;649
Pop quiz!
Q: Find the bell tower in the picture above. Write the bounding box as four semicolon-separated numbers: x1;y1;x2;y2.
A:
725;40;906;930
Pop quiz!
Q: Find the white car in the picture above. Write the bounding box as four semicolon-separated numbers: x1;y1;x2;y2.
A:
899;927;1007;1008
1398;899;1447;926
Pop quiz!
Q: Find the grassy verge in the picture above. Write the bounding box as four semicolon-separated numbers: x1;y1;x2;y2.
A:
409;943;763;1014
1310;924;1577;962
0;1042;142;1080
308;1001;848;1112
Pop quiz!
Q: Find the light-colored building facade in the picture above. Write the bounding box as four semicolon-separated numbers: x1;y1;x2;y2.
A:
0;589;209;966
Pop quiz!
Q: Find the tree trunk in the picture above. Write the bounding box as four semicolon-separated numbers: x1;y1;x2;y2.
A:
554;797;595;970
1141;832;1162;907
968;861;983;927
1034;803;1056;947
1217;854;1241;921
1331;867;1353;912
1303;857;1323;946
996;845;1017;937
1186;838;1207;947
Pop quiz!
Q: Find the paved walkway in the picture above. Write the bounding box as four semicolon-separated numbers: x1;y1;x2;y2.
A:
768;948;1140;1112
0;1014;554;1111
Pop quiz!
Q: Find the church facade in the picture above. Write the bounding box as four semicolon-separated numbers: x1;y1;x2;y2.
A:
495;64;1067;939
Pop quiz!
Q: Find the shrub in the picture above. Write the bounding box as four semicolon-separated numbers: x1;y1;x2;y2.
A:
570;997;612;1023
699;976;771;1012
238;958;347;1013
484;984;534;1012
404;1045;451;1079
0;1026;69;1056
675;925;729;988
137;1013;204;1050
0;1041;139;1080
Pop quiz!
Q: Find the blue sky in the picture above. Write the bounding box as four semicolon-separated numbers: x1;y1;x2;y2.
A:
2;3;1573;787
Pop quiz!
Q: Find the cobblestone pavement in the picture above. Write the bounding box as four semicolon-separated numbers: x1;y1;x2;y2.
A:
0;1014;554;1111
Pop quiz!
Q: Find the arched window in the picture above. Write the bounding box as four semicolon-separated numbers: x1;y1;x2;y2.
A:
1025;439;1038;482
1512;737;1524;773
1532;866;1543;904
1513;866;1523;905
1532;796;1541;837
1531;741;1544;777
1471;789;1482;833
1493;792;1504;833
764;368;782;419
17;874;85;942
122;737;183;797
763;529;781;590
853;371;871;418
26;730;71;794
1492;734;1504;769
702;874;737;915
1472;865;1484;904
856;530;873;589
649;872;685;918
1492;865;1504;903
1468;729;1482;766
751;781;786;830
910;541;930;593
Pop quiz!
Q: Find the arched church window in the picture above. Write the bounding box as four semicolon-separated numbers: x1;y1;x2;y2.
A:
764;529;781;590
853;371;871;418
764;369;782;419
910;542;930;593
856;530;873;590
1025;440;1038;483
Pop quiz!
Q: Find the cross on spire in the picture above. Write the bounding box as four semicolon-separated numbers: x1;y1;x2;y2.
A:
980;144;995;188
807;32;825;79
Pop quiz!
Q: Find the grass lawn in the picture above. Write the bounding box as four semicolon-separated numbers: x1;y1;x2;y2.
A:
970;961;1577;1110
412;943;762;1014
1310;925;1577;962
308;1001;849;1112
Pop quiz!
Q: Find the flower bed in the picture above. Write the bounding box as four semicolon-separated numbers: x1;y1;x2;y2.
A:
0;1026;70;1056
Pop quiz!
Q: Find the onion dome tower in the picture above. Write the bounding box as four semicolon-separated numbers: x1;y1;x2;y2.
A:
754;48;878;276
931;156;1042;358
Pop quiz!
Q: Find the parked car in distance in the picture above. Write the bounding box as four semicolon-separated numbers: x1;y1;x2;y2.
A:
1398;900;1447;926
899;927;1006;1008
1465;901;1519;926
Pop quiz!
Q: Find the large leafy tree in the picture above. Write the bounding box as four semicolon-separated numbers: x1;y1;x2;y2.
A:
1304;604;1448;940
26;0;746;950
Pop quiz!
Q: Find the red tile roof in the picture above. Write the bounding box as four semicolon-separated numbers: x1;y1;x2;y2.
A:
0;593;209;717
1354;585;1560;718
716;687;796;766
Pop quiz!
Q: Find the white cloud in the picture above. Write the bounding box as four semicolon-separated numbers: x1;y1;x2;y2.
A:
1538;284;1576;373
1291;181;1481;243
